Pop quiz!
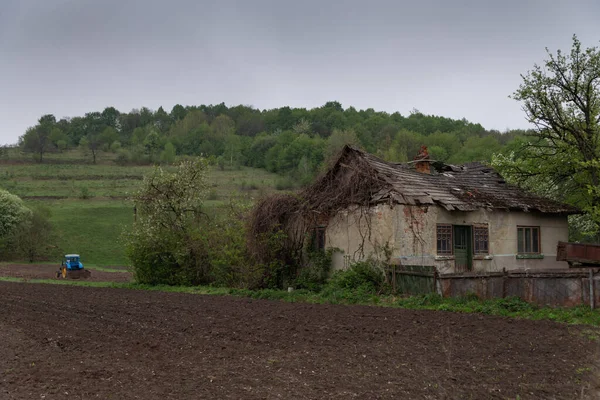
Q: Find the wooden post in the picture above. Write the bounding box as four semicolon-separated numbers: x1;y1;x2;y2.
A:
590;269;595;311
502;268;507;298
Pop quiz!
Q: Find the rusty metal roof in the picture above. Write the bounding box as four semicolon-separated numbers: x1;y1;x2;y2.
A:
340;146;580;214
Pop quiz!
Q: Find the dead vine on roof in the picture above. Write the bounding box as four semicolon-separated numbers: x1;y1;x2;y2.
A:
247;147;385;266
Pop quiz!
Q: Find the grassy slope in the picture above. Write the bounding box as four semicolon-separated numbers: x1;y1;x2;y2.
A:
0;149;282;266
47;199;133;265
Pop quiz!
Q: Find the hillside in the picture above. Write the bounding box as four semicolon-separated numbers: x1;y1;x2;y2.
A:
0;150;282;265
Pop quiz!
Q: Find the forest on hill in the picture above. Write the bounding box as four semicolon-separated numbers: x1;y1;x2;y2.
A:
17;101;526;185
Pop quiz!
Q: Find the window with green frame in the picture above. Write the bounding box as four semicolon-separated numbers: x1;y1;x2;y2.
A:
517;226;540;254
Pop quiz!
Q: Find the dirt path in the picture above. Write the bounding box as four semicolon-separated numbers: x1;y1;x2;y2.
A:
0;282;597;399
0;263;131;282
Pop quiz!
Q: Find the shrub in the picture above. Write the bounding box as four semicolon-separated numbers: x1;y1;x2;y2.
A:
325;261;384;293
292;250;333;291
1;205;58;262
207;189;219;200
240;181;259;191
115;149;131;166
110;141;122;153
79;186;92;199
275;176;296;190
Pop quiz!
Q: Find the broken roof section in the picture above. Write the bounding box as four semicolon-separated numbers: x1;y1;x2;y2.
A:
318;145;579;214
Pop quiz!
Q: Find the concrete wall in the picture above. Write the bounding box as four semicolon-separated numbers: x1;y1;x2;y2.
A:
325;204;569;272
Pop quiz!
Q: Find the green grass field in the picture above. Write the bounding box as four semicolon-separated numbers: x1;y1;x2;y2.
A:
1;149;282;265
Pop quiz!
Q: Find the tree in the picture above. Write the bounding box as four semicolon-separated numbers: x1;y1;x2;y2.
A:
324;128;361;161
211;114;235;137
19;114;56;162
49;127;67;150
448;135;501;164
160;142;176;164
144;130;162;162
101;106;120;129
124;159;210;285
80;134;103;164
99;126;118;152
154;106;171;133
223;134;242;167
7;206;55;262
497;35;600;227
171;104;187;121
0;189;31;238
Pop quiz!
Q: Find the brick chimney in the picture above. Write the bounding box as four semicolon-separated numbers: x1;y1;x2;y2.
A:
414;145;430;174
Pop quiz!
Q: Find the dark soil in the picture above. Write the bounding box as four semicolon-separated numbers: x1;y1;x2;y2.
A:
0;263;132;282
0;282;598;399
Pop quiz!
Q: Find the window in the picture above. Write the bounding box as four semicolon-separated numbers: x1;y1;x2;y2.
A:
473;225;489;255
313;226;326;251
517;226;540;254
436;224;453;255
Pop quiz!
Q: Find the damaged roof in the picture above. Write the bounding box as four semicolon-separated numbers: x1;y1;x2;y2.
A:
336;146;579;214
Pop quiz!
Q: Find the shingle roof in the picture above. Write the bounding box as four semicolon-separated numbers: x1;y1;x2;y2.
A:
340;146;579;214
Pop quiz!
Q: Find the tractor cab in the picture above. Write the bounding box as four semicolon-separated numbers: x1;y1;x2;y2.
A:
58;254;90;279
62;254;83;270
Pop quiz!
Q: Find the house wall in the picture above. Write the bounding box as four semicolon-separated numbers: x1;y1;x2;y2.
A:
325;204;569;272
326;205;396;270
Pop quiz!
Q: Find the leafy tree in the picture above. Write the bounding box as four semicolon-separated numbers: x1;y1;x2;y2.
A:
144;130;162;162
131;127;148;145
384;129;425;162
496;35;600;229
449;135;502;164
0;189;31;238
325;128;362;161
211;114;235;137
247;134;278;168
110;140;122;152
168;110;207;141
223;134;242;167
49;127;68;150
160;142;176;164
100;127;118;151
292;118;312;135
154;106;171;133
236;112;265;137
124;159;210;285
19;114;56;162
139;107;154;127
101;106;120;129
79;134;102;164
6;206;55;262
170;104;187;121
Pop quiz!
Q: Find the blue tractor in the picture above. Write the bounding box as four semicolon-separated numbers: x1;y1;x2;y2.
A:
57;254;91;279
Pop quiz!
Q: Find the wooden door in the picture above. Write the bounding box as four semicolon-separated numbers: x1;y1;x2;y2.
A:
454;225;472;272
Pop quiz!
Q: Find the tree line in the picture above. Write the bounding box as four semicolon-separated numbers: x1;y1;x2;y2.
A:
18;101;528;185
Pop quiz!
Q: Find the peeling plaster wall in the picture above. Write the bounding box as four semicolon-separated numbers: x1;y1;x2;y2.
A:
325;204;569;272
326;205;395;270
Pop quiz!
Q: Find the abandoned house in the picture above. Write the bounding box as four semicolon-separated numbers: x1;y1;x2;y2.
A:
258;145;580;274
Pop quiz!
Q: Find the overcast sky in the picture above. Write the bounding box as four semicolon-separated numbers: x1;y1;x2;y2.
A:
0;0;599;144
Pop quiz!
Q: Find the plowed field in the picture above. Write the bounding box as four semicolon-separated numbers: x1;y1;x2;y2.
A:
0;282;598;399
0;263;131;282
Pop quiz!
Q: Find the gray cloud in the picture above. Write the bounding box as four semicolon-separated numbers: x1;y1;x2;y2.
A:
1;0;599;143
